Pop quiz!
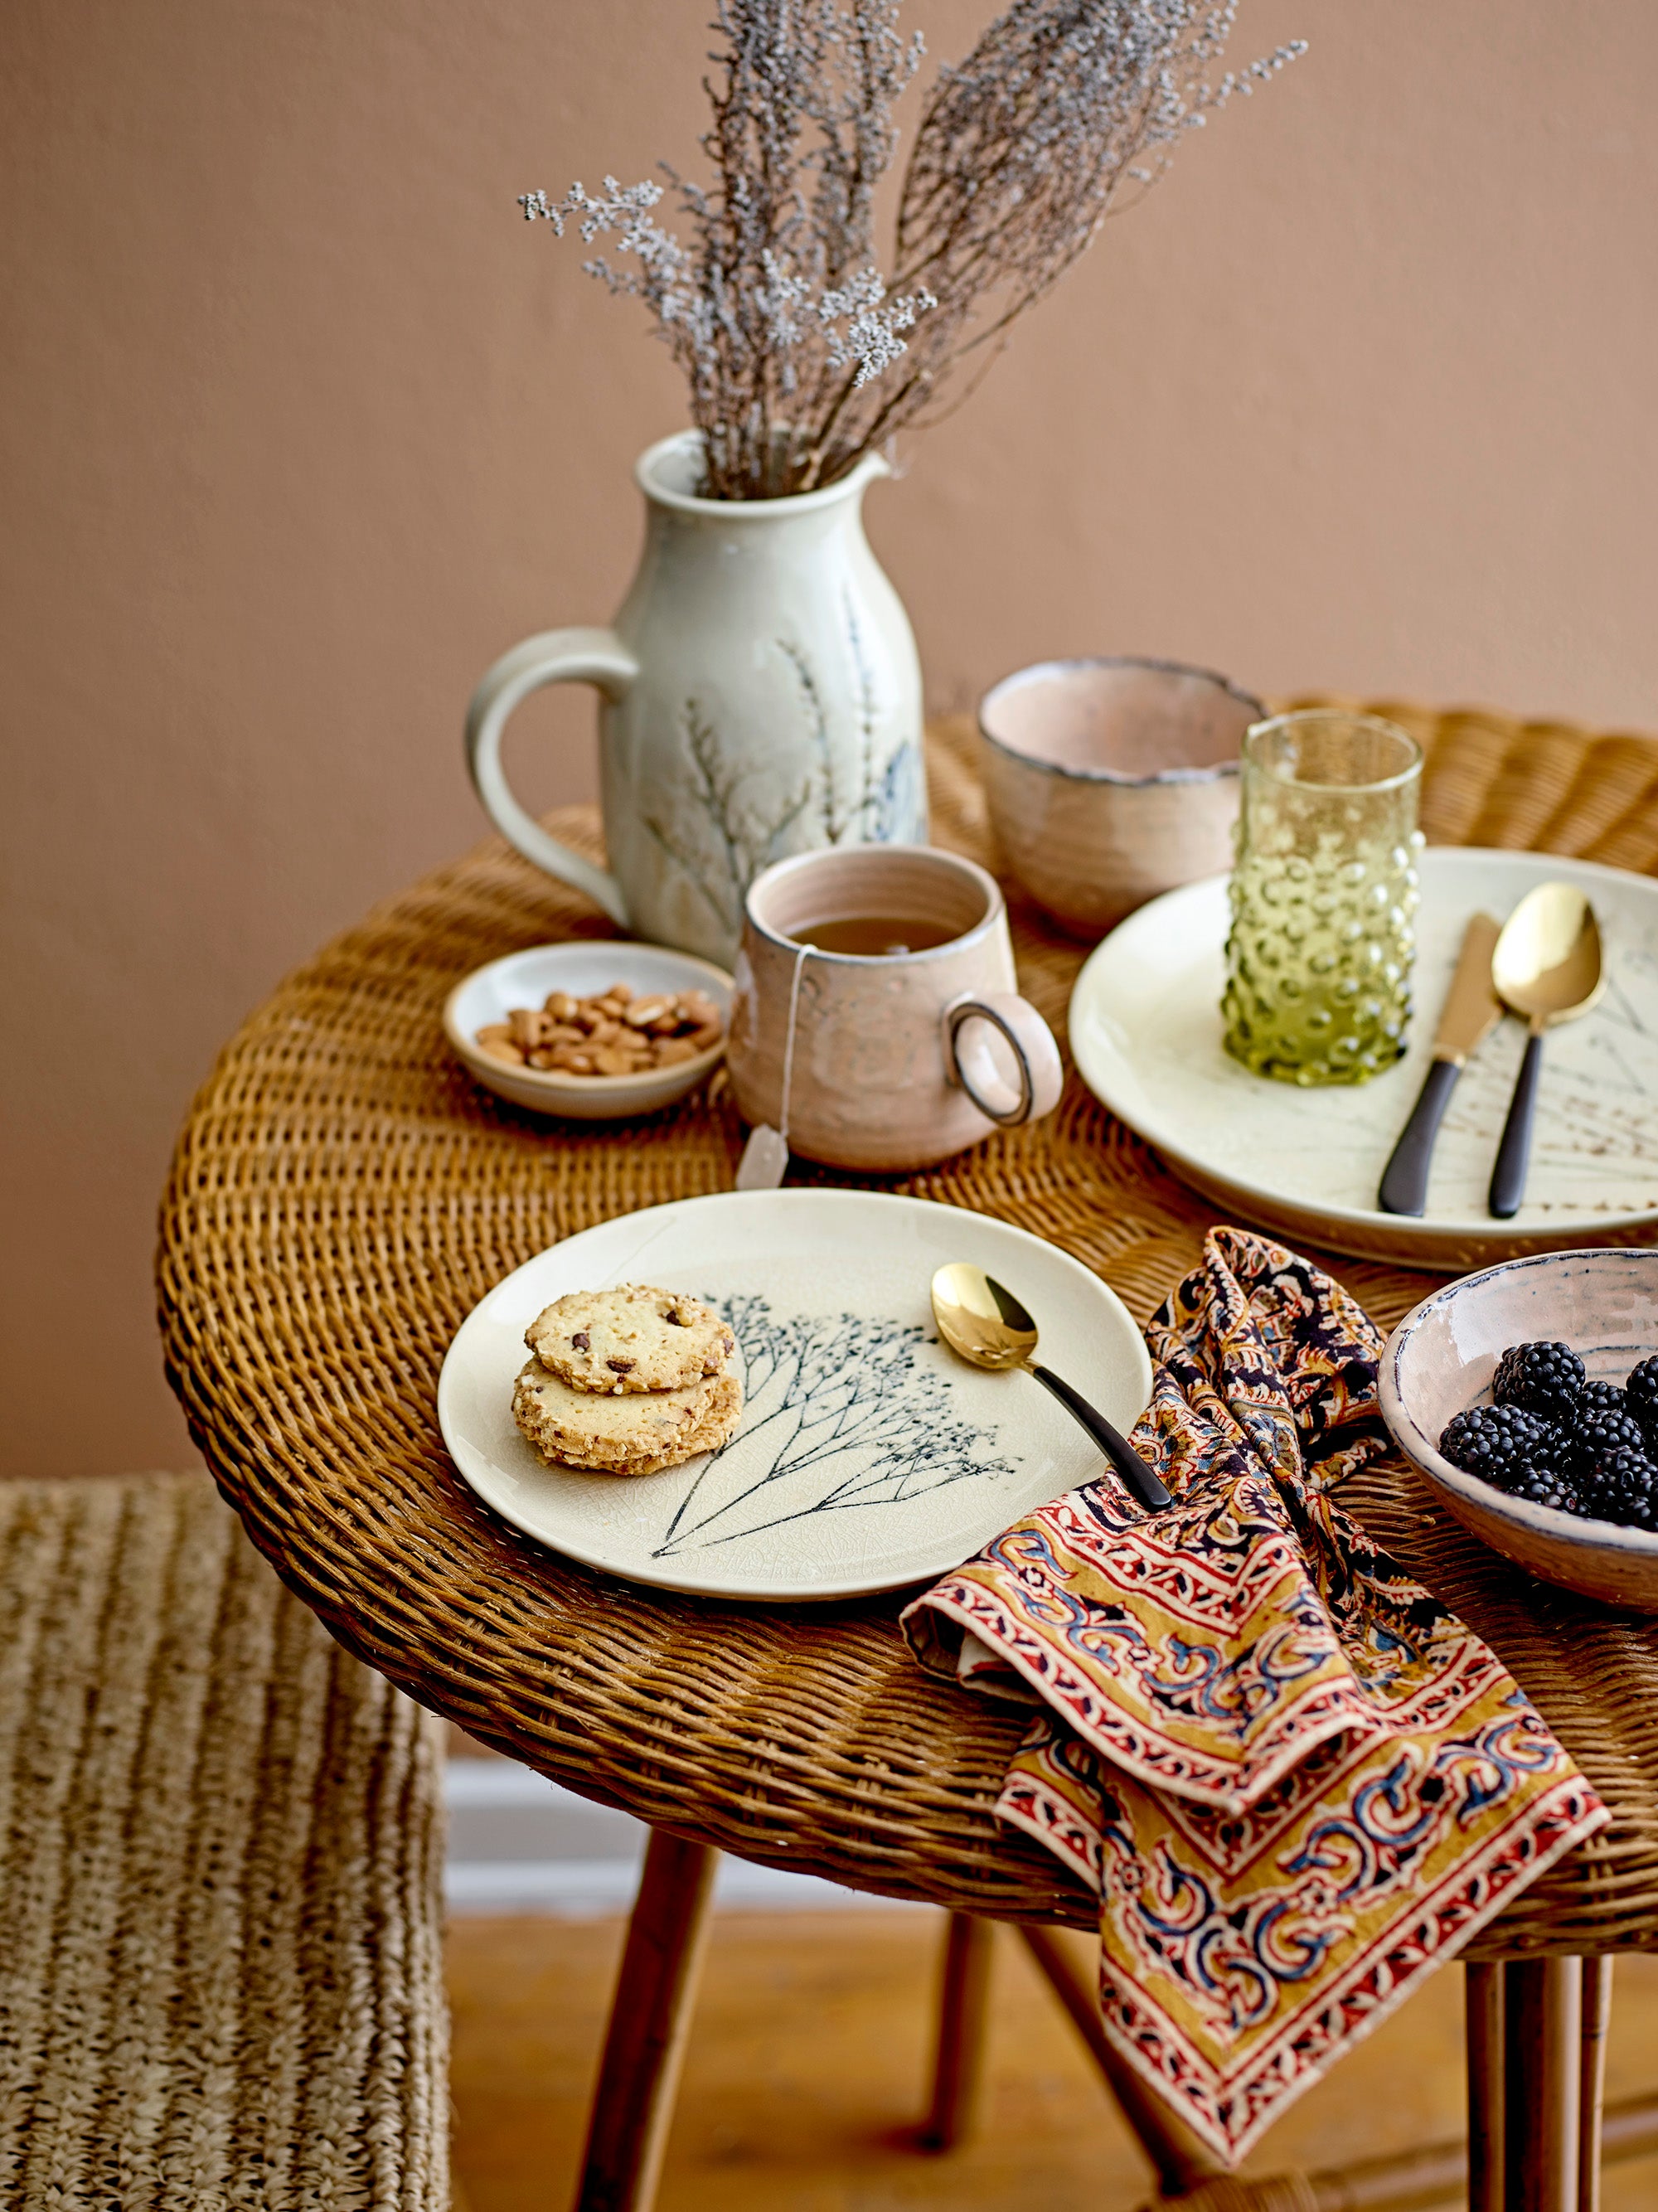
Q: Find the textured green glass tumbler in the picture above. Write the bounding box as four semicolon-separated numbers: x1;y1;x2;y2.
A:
1222;711;1423;1085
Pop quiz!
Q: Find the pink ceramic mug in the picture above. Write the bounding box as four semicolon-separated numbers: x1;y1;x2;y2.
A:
727;846;1063;1172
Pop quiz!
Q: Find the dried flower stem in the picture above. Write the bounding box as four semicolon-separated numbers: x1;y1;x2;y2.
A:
521;1;1302;499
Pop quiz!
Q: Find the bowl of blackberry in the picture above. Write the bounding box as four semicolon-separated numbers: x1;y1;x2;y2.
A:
1379;1249;1658;1610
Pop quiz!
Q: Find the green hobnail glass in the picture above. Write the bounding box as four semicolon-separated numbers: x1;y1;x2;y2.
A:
1221;711;1424;1085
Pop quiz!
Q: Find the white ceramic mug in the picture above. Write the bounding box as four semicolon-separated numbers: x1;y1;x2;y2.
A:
726;846;1063;1172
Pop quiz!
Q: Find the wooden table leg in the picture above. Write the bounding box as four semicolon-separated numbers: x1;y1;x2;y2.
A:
1017;1924;1224;2199
1504;1958;1583;2212
1578;1958;1613;2212
1467;1960;1506;2212
922;1913;996;2149
571;1830;719;2212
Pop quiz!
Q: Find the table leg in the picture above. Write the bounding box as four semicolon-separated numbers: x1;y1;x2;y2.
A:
922;1913;996;2149
1467;1960;1505;2212
1017;1924;1224;2199
1504;1958;1583;2212
571;1830;719;2212
1578;1958;1612;2212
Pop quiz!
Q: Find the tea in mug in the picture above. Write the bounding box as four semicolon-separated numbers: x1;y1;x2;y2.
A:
788;914;961;957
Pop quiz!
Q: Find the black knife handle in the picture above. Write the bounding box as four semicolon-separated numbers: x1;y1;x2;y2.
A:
1379;1058;1462;1216
1489;1031;1544;1220
1028;1363;1172;1511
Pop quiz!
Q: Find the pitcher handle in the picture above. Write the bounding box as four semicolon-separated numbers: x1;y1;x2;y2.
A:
942;992;1064;1128
464;628;640;927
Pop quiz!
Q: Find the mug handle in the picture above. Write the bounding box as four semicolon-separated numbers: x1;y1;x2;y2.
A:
464;628;640;927
942;992;1064;1128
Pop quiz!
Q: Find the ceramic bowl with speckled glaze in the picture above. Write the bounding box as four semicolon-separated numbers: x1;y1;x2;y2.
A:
977;657;1263;937
1380;1249;1658;1609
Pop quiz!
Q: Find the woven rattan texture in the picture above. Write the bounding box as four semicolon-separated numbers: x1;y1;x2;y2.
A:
158;706;1658;1954
0;1473;448;2210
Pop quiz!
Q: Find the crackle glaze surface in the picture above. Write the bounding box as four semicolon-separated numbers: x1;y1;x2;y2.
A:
1071;846;1658;1268
437;1191;1152;1601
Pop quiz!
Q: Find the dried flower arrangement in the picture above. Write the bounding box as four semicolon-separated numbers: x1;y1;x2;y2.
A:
522;2;1302;502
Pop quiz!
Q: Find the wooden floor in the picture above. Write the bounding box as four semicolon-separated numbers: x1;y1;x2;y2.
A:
446;1909;1658;2212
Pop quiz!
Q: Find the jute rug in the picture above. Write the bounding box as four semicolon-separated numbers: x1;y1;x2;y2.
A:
0;1473;449;2211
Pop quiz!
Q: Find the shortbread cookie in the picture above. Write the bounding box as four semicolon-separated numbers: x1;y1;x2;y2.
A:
512;1359;742;1475
525;1284;735;1395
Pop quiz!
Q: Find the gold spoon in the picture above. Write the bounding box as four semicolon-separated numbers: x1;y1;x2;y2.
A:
929;1263;1171;1511
1487;883;1605;1220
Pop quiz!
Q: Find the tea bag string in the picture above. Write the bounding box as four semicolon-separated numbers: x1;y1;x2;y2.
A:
734;941;812;1192
776;940;811;1150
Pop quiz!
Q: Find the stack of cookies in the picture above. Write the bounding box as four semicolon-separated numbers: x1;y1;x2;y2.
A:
511;1284;743;1477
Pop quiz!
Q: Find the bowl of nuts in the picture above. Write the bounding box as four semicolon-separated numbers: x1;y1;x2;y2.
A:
443;943;732;1120
1379;1248;1658;1610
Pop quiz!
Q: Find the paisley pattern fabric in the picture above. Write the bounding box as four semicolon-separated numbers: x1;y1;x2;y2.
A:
904;1228;1607;2166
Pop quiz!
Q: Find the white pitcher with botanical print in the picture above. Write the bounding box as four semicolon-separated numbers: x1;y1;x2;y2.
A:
465;429;925;968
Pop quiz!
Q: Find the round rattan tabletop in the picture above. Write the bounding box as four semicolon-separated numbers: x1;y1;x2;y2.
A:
158;707;1658;1955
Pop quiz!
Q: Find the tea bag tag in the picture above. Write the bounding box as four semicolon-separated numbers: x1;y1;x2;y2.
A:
735;1123;790;1191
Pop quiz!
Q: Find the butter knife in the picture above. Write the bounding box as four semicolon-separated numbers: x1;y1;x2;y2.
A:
1378;912;1504;1216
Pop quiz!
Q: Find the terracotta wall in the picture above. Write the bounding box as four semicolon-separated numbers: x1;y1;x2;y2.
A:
6;0;1657;1477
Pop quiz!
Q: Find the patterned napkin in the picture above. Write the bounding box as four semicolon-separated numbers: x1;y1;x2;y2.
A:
903;1227;1607;2166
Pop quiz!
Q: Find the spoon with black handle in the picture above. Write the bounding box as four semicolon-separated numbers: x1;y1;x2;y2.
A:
929;1262;1171;1511
1486;884;1604;1220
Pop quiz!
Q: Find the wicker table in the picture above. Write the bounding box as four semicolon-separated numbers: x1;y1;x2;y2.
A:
159;710;1658;2212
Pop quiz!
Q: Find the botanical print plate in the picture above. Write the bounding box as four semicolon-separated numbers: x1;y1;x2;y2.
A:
437;1190;1152;1601
1069;847;1658;1270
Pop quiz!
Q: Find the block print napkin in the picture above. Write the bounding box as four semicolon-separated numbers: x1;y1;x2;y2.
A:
903;1227;1607;2166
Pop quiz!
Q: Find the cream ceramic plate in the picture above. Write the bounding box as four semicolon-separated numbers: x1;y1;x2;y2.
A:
1070;847;1658;1269
438;1191;1151;1601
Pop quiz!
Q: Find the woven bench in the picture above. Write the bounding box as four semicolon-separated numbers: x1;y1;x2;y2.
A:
0;1473;449;2211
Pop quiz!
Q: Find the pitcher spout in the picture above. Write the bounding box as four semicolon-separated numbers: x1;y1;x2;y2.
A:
636;429;891;517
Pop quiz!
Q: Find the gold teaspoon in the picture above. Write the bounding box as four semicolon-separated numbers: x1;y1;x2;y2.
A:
1487;883;1604;1220
929;1263;1171;1511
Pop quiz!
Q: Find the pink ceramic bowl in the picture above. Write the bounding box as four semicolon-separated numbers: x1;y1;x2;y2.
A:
1379;1249;1658;1610
977;657;1263;936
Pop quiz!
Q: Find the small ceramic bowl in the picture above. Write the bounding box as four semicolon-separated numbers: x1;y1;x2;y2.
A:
977;657;1263;937
1379;1249;1658;1610
444;942;733;1120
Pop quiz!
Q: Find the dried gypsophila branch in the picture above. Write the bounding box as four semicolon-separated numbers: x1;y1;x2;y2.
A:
519;0;1302;501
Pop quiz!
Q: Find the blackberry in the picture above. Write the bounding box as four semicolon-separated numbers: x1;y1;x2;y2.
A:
1439;1404;1554;1490
1492;1341;1585;1424
1509;1461;1585;1516
1625;1356;1658;1444
1565;1404;1646;1479
1578;1447;1658;1532
1577;1379;1628;1418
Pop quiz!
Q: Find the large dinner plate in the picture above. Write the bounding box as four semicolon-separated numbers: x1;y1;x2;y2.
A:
1069;847;1658;1270
438;1190;1152;1601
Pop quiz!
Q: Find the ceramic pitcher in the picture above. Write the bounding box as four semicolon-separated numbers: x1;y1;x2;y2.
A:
464;429;927;969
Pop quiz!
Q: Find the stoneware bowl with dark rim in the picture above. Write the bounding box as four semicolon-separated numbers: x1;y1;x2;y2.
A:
976;655;1263;938
443;941;733;1120
1379;1247;1658;1611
